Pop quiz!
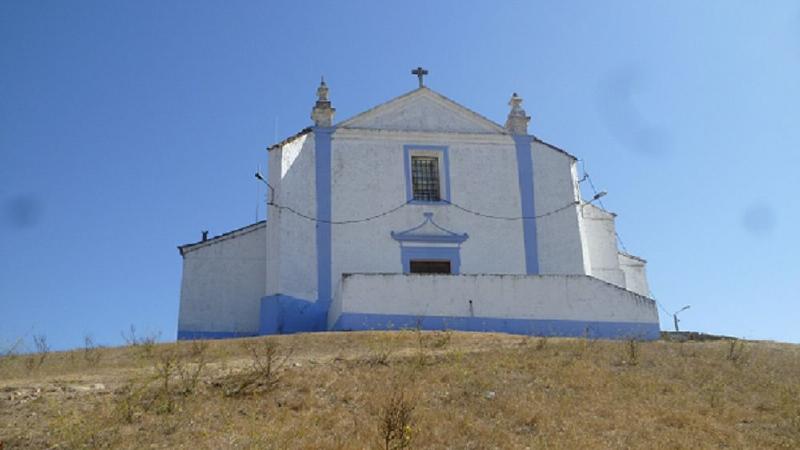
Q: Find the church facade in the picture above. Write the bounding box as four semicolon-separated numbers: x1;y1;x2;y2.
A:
177;73;660;340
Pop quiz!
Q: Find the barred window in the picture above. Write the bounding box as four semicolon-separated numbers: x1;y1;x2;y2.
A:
411;156;441;201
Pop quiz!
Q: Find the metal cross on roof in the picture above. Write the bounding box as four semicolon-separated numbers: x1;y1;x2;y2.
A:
411;66;429;88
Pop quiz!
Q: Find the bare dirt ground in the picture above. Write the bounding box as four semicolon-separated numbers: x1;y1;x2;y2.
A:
1;331;799;449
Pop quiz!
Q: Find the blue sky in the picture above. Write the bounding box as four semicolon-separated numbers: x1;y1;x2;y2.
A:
2;1;798;351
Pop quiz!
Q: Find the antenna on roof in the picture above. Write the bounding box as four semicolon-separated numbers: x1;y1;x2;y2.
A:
255;164;261;222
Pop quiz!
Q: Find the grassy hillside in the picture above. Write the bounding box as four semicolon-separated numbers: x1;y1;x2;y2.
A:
1;331;799;449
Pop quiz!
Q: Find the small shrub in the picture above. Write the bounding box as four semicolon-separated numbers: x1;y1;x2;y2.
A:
413;329;428;368
122;325;160;360
151;341;209;413
24;355;37;372
707;380;725;412
535;336;548;351
83;335;102;367
366;350;392;366
1;337;23;365
409;327;452;367
51;404;109;448
121;324;140;346
25;334;50;372
427;330;452;349
24;335;50;372
111;342;208;421
113;381;149;423
364;340;394;367
152;349;181;413
726;339;747;365
379;388;415;450
626;338;639;366
33;334;49;366
572;329;598;359
176;340;208;394
215;340;291;397
136;336;158;361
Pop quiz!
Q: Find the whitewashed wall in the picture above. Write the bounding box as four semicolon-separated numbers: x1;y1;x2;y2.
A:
330;129;528;292
178;223;267;334
532;141;588;276
329;273;658;327
581;203;626;287
266;89;642;307
179;87;655;337
619;253;650;297
270;127;598;303
266;133;318;301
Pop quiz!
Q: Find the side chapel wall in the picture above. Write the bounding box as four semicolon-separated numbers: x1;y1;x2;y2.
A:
177;224;266;335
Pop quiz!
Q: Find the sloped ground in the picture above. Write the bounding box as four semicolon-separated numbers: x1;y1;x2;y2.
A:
1;331;799;449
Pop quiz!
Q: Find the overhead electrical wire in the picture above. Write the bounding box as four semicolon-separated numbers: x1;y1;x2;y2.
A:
266;198;581;225
266;201;410;225
257;172;671;310
578;160;629;253
443;199;579;221
577;162;673;313
258;169;625;251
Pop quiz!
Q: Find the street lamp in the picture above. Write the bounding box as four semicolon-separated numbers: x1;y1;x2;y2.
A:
673;305;691;332
589;191;607;203
254;171;275;203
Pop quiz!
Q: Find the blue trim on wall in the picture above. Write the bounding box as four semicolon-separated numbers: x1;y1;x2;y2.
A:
177;330;258;340
331;312;660;341
400;246;461;274
259;294;327;334
315;127;334;311
513;135;540;274
403;145;451;205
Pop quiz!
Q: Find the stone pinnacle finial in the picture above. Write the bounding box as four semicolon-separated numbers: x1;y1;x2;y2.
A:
312;77;335;127
317;76;328;101
505;92;530;135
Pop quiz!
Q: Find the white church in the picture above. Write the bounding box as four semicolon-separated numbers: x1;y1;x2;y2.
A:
177;69;660;341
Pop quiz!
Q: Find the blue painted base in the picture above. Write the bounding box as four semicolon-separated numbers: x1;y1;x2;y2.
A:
193;300;659;341
259;294;329;335
177;330;258;340
331;312;660;340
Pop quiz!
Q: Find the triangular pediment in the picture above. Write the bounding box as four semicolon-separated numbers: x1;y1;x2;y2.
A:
338;88;506;134
391;212;469;244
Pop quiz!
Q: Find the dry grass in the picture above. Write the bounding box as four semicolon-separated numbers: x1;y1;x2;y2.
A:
1;332;799;449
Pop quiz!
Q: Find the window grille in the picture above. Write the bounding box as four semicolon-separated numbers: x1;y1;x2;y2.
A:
411;156;441;201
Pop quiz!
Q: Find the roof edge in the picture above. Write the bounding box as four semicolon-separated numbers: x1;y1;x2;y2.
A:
619;251;647;264
337;87;507;134
267;127;313;152
532;136;577;160
581;202;617;218
178;220;266;256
